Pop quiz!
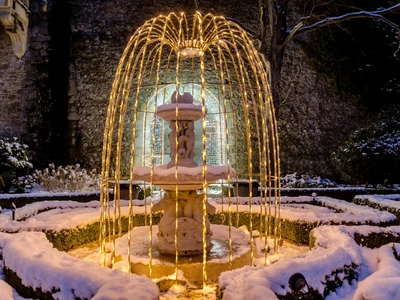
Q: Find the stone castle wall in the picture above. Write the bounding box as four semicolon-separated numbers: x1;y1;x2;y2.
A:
0;0;364;178
0;29;27;139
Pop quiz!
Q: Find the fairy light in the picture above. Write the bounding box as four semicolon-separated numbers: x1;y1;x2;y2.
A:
99;11;281;283
225;21;255;265
240;31;271;262
198;11;209;288
148;18;169;279
213;19;234;265
179;39;202;57
174;12;185;286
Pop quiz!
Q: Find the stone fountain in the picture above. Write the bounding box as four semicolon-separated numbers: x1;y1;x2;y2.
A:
100;12;281;286
133;91;233;256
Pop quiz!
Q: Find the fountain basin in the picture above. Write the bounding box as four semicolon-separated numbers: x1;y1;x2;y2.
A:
132;165;235;190
115;224;251;283
156;103;205;121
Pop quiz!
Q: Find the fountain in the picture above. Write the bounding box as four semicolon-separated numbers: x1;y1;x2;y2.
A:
99;12;281;287
132;90;233;256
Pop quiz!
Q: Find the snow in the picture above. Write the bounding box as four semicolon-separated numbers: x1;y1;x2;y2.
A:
0;190;101;199
219;225;400;299
133;164;234;177
0;193;400;299
112;224;250;266
0;231;159;299
215;195;396;224
354;194;400;209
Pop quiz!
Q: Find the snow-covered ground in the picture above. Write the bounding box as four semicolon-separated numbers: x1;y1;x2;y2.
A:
219;225;400;300
0;193;399;299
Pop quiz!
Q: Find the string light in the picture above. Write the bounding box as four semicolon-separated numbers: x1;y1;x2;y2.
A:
99;11;281;286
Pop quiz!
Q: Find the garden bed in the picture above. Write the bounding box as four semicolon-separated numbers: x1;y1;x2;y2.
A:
0;194;399;299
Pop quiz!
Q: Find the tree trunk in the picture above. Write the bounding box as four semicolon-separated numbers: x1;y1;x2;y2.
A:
263;0;289;115
269;0;289;114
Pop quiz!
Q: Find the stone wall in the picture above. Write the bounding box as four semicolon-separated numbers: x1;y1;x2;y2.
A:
0;0;69;167
0;29;28;138
68;0;260;168
278;43;364;177
0;0;365;178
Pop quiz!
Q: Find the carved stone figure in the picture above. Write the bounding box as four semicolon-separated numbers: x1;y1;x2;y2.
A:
168;121;179;159
184;121;195;159
167;119;197;167
152;190;215;255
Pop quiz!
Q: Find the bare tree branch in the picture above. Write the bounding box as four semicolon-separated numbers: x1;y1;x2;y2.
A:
282;3;400;49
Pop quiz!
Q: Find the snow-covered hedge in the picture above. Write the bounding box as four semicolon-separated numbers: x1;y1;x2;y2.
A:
218;225;400;299
0;232;159;299
280;173;337;188
353;194;400;219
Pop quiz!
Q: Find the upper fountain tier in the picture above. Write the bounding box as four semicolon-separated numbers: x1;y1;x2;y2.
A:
132;91;234;190
156;91;206;121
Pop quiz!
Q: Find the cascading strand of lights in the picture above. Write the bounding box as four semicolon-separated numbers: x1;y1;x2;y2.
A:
140;49;161;276
253;47;273;263
213;24;234;266
112;53;139;265
273;110;282;254
255;62;271;263
256;44;281;253
243;36;276;256
149;20;169;278
197;11;209;288
126;65;146;273
239;32;271;261
101;14;168;263
234;41;254;266
268;64;281;252
215;26;243;229
100;48;128;265
174;12;184;285
100;12;281;282
224;21;255;265
140;37;164;226
100;81;118;264
220;52;240;231
120;22;159;269
115;20;161;247
142;96;148;224
207;47;224;212
241;33;276;255
253;42;280;254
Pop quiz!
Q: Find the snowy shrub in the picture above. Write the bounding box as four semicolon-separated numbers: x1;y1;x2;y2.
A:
11;175;36;193
32;163;100;192
0;137;33;193
332;107;400;184
280;173;337;188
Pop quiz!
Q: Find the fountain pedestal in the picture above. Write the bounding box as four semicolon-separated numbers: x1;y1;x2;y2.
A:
152;190;215;255
122;225;251;283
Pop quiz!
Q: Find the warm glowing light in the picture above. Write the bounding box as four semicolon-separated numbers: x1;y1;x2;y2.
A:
179;39;202;58
99;11;281;288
